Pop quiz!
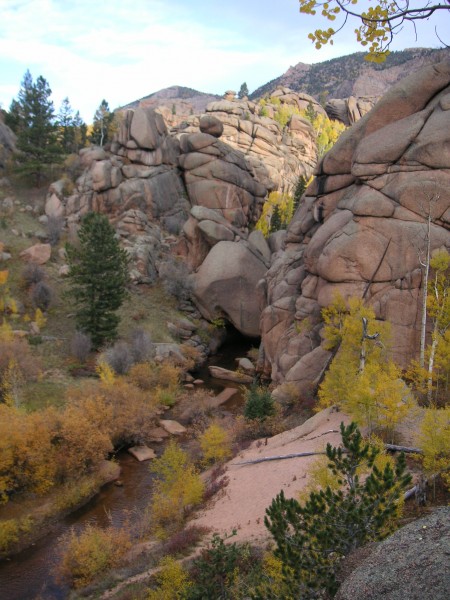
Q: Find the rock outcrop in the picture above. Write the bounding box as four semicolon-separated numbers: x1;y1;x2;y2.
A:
260;60;450;397
0;116;16;174
336;507;450;600
176;87;318;194
59;90;319;336
325;96;377;126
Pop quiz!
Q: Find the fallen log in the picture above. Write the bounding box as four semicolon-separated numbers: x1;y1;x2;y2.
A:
233;451;327;466
385;444;423;454
234;443;423;466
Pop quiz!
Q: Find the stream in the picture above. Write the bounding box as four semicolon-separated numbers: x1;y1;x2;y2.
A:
0;330;256;600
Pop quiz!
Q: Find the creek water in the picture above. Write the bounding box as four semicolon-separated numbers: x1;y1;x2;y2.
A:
0;330;256;600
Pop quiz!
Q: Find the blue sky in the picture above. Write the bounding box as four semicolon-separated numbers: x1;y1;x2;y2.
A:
0;0;448;122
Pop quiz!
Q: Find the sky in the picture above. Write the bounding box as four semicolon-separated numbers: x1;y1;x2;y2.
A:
0;0;449;122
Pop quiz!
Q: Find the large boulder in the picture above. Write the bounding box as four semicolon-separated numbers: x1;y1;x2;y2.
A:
260;60;450;394
336;507;450;600
192;240;268;337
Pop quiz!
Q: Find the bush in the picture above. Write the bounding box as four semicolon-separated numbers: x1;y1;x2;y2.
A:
162;525;211;557
147;556;192;600
31;280;53;311
22;263;45;288
129;328;154;363
105;341;133;375
70;331;92;363
59;524;131;588
150;441;204;536
188;532;257;600
199;423;232;465
47;215;64;246
159;258;193;302
244;384;275;421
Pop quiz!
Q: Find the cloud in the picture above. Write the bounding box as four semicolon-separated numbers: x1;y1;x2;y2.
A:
0;0;448;120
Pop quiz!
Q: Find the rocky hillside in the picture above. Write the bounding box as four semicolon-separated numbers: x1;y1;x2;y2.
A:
260;59;450;399
0;112;16;175
120;85;221;118
251;47;450;100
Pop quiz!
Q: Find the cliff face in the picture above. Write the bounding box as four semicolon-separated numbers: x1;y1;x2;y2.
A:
59;91;318;337
260;60;450;398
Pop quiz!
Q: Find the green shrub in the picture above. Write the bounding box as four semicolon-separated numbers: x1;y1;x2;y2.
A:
244;384;275;421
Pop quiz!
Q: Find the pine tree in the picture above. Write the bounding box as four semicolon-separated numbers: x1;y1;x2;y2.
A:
57;97;76;154
263;422;411;598
6;70;62;185
73;111;87;152
66;212;129;348
89;99;115;147
238;82;249;99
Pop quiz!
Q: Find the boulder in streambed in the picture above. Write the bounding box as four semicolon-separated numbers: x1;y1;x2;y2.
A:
128;445;157;461
208;365;253;383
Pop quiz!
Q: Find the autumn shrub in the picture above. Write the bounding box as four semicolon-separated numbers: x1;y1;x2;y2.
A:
202;464;230;504
51;393;113;480
102;378;159;446
0;516;33;554
0;337;41;385
31;280;54;311
199;422;232;465
150;441;204;536
162;524;211;557
0;404;56;502
419;405;450;493
59;524;131;588
147;556;192;600
70;331;92;363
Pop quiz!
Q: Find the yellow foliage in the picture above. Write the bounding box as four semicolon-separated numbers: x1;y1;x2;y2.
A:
298;454;341;504
0;321;14;342
147;556;192;600
0;270;8;286
199;422;232;465
255;191;295;237
34;308;46;330
0;404;56;502
96;360;115;385
419;405;450;489
150;441;204;534
59;524;131;588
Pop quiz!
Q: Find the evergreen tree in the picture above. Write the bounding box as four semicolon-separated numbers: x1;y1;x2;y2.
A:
263;422;411;598
66;212;130;348
238;82;249;99
57;97;76;154
73;110;87;152
6;70;61;186
89;99;115;146
293;175;308;213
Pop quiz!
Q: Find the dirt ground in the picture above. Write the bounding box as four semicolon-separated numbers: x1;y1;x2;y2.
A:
191;406;351;545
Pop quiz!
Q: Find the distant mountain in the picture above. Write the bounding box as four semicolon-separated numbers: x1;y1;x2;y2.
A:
250;47;450;100
120;85;221;117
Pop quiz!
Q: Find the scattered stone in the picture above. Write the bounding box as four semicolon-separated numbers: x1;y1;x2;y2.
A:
29;322;40;335
206;387;239;409
184;383;195;389
147;427;170;442
128;445;156;462
193;379;204;385
19;243;51;265
159;419;187;435
236;357;255;375
58;264;70;276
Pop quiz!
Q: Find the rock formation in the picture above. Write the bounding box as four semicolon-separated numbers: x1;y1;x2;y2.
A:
57;89;318;337
336;507;450;600
325;96;377;126
260;60;450;398
0;115;16;175
175;87;318;194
